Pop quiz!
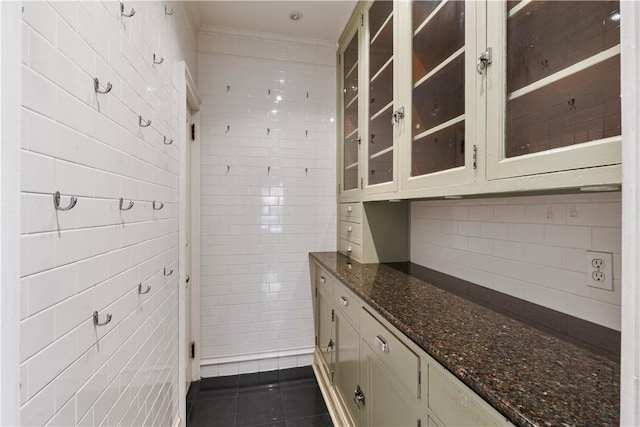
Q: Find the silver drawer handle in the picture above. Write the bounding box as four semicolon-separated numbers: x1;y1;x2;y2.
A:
347;206;353;212
320;276;326;284
347;226;353;232
374;335;390;353
347;246;352;253
340;296;348;306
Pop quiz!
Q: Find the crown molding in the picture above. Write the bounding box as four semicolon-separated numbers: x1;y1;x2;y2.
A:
199;24;338;50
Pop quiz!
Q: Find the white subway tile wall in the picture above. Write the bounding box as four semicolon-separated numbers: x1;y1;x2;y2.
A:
198;29;337;375
411;193;622;330
20;2;196;426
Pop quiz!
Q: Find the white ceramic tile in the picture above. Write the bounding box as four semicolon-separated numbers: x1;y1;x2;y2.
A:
544;225;592;249
591;227;622;253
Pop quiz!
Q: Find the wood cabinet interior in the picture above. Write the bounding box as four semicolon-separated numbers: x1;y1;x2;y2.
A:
361;200;409;263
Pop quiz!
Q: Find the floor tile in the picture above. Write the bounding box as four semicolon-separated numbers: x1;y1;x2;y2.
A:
286;414;333;427
281;386;329;419
188;396;237;427
198;375;240;400
238;370;280;394
236;389;285;427
187;382;200;402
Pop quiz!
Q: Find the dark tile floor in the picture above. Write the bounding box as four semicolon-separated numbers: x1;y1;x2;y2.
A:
187;366;334;427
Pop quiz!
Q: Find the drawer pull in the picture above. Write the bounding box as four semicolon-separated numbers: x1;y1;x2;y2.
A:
320;276;326;284
374;335;390;353
327;339;334;352
347;226;353;232
340;296;348;306
347;246;352;253
354;385;365;407
347;206;353;212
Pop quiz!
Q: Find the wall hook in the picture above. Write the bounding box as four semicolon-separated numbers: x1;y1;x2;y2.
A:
164;5;174;15
153;53;164;64
225;125;230;133
267;166;271;175
120;2;135;17
567;98;576;110
93;311;112;326
119;197;134;211
152;200;164;210
226;85;230;93
93;77;112;94
305;168;308;176
305;130;308;138
53;191;77;211
138;283;151;294
226;165;230;175
268;89;271;97
164;267;173;276
163;136;173;145
139;115;152;127
306;91;309;99
267;128;270;136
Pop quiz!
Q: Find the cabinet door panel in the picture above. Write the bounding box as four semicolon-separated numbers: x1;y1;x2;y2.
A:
336;315;361;423
361;344;419;427
341;28;361;195
317;290;334;375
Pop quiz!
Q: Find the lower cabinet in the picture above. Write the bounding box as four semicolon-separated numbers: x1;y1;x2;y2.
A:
359;343;422;427
311;260;512;427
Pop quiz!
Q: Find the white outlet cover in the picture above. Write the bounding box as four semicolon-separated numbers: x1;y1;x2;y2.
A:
586;251;613;291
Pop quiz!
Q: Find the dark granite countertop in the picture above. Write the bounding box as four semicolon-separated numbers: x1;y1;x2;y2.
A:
310;252;620;427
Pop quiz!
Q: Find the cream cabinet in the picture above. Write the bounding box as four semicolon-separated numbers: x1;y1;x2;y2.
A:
310;259;512;427
337;0;622;202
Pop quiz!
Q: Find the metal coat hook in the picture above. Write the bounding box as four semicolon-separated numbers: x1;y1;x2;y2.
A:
153;54;164;64
226;165;230;175
225;125;230;133
119;197;134;211
139;115;152;127
53;191;77;211
226;85;230;93
163;136;173;145
138;283;151;294
267;128;270;136
164;5;175;15
268;89;271;97
152;200;164;210
164;267;173;276
567;98;577;110
93;311;112;326
306;91;309;98
305;168;308;176
305;130;308;138
93;77;112;94
120;2;135;17
267;166;271;175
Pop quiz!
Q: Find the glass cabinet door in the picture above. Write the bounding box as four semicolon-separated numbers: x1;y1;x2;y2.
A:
486;0;622;179
341;29;361;194
401;0;478;192
364;0;398;193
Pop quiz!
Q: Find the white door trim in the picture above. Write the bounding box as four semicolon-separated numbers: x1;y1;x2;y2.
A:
620;1;640;425
0;2;21;425
178;61;201;426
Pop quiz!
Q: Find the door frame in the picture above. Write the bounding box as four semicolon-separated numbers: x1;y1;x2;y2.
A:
178;61;201;426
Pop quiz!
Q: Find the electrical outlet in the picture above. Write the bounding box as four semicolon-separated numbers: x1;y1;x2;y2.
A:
586;251;613;291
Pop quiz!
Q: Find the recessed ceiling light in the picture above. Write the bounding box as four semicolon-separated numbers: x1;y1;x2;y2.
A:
289;11;303;22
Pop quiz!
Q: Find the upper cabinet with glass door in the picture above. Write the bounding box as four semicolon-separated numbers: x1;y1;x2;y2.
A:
340;25;361;199
363;0;399;195
486;1;622;181
400;0;480;192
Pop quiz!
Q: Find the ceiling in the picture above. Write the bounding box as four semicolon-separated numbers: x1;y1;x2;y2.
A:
191;1;358;42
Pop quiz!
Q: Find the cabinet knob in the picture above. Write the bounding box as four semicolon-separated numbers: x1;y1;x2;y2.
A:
347;246;352;253
347;226;353;232
347;206;353;212
320;276;326;284
340;296;348;307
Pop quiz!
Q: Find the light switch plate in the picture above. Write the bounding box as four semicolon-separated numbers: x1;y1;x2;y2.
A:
586;251;613;291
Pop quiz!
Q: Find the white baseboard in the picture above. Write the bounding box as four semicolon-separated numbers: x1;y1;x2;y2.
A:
199;346;315;378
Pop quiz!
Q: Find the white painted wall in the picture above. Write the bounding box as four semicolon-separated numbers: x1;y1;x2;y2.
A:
19;2;196;426
411;193;622;330
197;27;337;377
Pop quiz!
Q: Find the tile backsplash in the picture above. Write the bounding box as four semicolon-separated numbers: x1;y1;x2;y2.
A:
198;28;337;377
411;192;622;330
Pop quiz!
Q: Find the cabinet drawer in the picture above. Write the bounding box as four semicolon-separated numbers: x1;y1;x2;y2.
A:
316;266;334;296
334;280;361;328
429;363;510;426
361;309;420;398
339;239;362;260
339;203;362;222
339;220;362;244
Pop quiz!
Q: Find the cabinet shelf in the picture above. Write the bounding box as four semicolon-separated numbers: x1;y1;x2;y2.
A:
371;102;393;122
370;146;393;160
345;94;359;110
508;0;530;18
372;57;393;83
413;0;448;37
345;162;358;170
413;115;465;143
371;13;393;45
345;128;359;140
345;60;359;80
413;47;464;91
